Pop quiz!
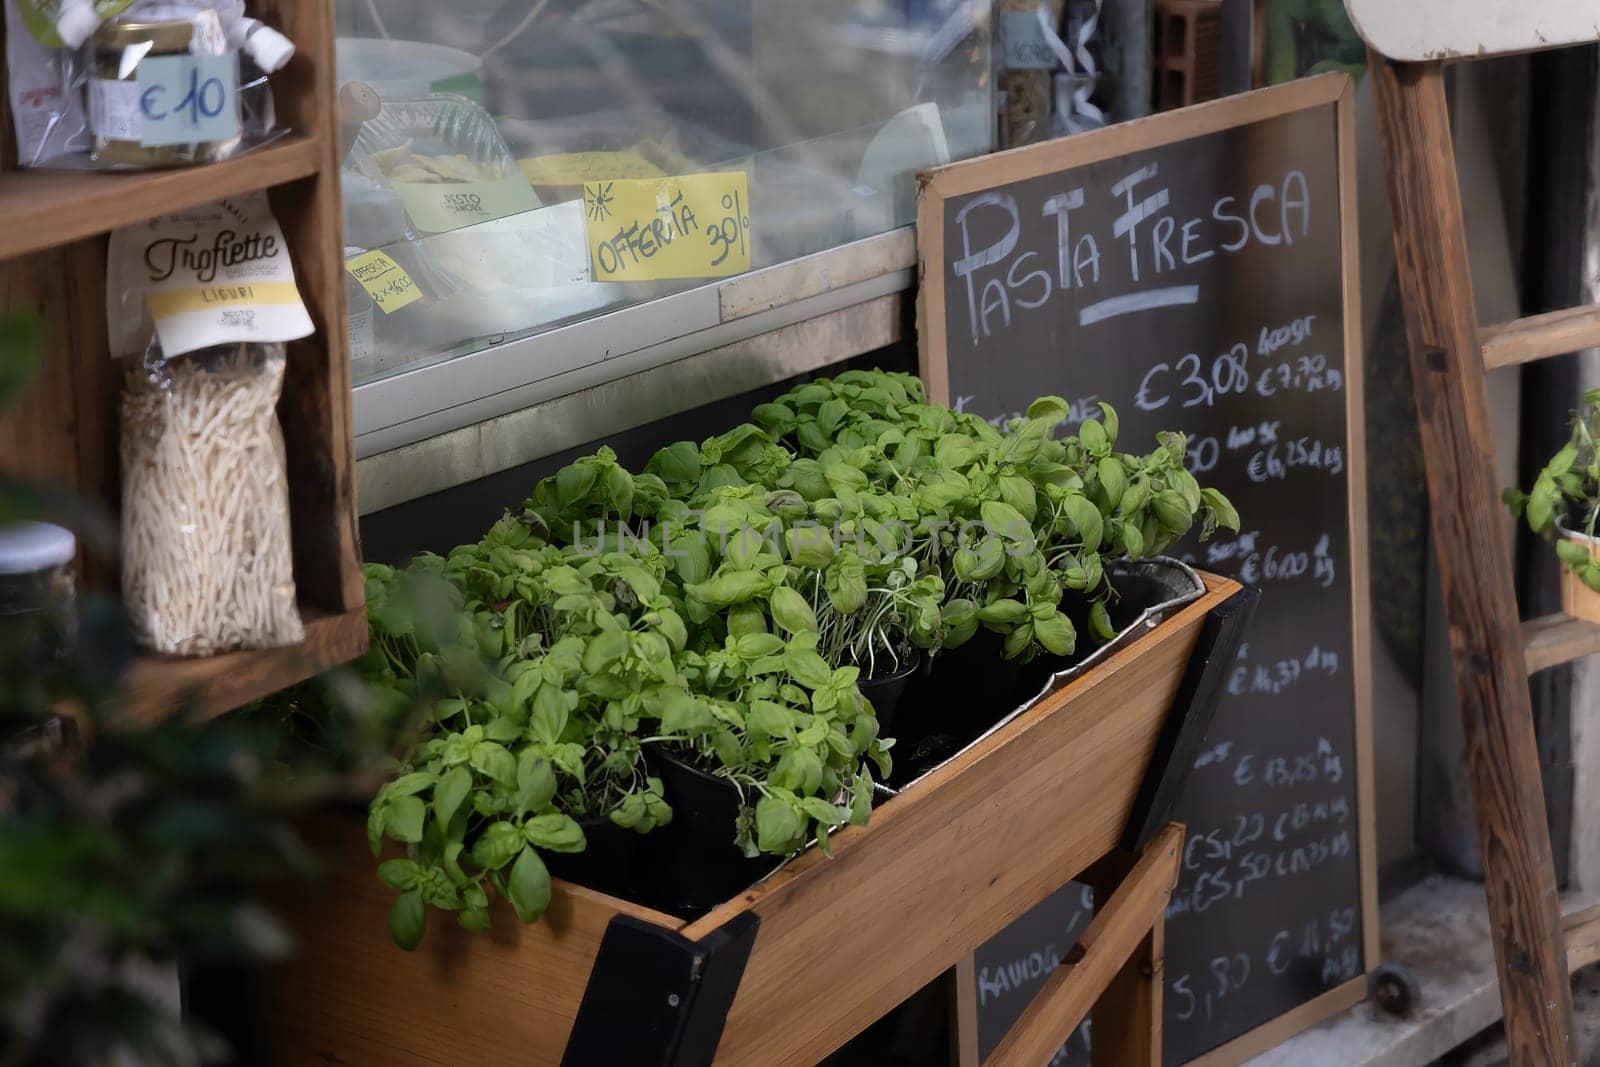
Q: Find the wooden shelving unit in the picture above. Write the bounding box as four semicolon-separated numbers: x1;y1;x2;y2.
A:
0;0;365;721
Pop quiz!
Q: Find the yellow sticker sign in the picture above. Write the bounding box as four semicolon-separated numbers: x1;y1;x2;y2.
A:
583;171;751;282
519;151;665;186
394;176;540;235
346;250;422;314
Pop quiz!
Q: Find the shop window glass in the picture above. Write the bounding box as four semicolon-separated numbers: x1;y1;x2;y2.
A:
336;0;994;385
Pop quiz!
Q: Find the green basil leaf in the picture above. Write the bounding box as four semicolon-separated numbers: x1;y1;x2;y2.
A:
530;684;569;747
755;796;805;855
799;797;848;827
980;500;1032;545
518;756;558;812
647;440;701;484
976;598;1028;625
471;821;525;871
555;462;597;509
1034;610;1076;656
687;569;769;607
1089;601;1117;642
434;765;472;830
1078;418;1108;455
376;858;421;891
1063;495;1103;553
582;630;631;674
748;699;795;737
769;585;819;635
384;772;436;798
385;796;426;844
1098;458;1127;510
785;645;834;690
506;846;552;924
470;742;517;788
1097;402;1120;445
1153;490;1194;535
732;632;785;659
524;814;587;853
389;889;426;950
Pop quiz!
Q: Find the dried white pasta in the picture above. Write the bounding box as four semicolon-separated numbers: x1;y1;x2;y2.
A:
120;342;303;656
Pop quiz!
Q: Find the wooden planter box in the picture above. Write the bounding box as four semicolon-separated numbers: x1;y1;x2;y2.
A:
256;573;1244;1067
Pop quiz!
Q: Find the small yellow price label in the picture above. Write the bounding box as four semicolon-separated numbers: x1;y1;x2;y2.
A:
346;250;422;314
519;151;665;185
582;171;751;282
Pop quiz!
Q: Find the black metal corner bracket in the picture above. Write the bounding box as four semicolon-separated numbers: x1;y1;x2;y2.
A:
1120;584;1262;853
560;910;760;1067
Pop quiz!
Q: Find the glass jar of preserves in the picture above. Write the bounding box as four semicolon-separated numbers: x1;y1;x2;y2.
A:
0;521;77;667
87;8;240;168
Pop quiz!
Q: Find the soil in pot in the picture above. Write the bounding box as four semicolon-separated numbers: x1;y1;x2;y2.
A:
542;813;640;901
641;747;783;918
858;650;921;739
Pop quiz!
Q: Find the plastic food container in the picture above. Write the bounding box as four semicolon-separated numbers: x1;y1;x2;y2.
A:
335;38;482;102
0;521;77;663
349;94;538;237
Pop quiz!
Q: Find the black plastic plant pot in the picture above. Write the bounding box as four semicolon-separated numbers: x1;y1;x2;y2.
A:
542;814;640;902
924;628;1023;732
641;747;783;918
857;650;922;738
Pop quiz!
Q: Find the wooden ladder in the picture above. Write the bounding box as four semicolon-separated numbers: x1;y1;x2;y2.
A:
1370;55;1598;1064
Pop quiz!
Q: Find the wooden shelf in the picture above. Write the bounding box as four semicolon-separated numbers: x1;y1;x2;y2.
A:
119;606;369;727
0;134;322;261
1523;612;1600;675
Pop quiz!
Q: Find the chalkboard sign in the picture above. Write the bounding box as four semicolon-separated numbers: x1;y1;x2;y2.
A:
963;882;1094;1065
920;76;1375;1064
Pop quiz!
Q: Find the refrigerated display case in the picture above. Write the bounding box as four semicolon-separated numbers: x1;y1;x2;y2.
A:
336;0;994;422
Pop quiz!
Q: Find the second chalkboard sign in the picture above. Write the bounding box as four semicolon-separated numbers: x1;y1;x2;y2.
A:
918;75;1375;1065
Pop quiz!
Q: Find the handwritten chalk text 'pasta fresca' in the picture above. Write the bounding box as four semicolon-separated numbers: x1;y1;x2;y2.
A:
951;163;1312;344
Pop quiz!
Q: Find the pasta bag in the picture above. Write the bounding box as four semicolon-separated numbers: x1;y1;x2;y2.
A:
120;341;303;655
109;193;313;655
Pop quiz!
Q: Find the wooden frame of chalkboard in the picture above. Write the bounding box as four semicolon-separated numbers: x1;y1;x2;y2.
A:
918;74;1376;1066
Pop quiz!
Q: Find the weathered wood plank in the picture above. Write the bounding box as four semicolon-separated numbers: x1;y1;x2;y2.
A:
1480;304;1600;370
1523;613;1600;675
1369;53;1574;1064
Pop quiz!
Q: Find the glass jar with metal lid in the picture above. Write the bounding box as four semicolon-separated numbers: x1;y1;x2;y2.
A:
87;7;240;168
0;521;77;667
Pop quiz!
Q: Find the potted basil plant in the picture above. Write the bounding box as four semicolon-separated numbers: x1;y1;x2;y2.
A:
1507;388;1600;621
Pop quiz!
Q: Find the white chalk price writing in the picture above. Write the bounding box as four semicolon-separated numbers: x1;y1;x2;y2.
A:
1169;906;1359;1023
1225;641;1342;698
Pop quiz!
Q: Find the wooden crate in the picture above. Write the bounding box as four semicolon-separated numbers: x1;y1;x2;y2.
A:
0;0;366;722
255;573;1243;1066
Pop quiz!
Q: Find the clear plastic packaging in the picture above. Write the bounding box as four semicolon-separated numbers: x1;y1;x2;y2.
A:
4;0;293;169
119;340;302;655
348;93;539;236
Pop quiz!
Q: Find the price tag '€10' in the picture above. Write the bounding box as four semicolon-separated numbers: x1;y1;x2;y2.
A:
135;54;240;148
